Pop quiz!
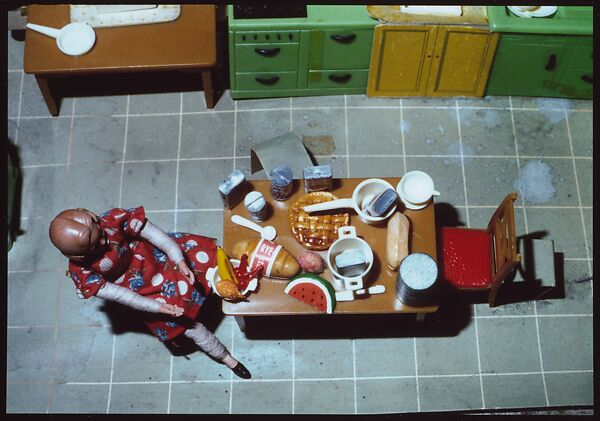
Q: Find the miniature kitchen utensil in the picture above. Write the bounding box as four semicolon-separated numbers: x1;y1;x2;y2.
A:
231;214;277;241
327;226;374;291
335;285;386;302
304;178;396;225
26;22;96;56
288;192;350;251
396;171;440;210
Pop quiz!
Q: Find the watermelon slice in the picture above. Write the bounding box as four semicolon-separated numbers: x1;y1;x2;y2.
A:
284;274;337;314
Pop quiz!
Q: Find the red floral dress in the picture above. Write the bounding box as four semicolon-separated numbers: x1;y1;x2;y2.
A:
67;206;217;342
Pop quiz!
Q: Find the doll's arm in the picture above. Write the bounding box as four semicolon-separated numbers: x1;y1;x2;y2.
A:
140;221;184;264
96;282;182;316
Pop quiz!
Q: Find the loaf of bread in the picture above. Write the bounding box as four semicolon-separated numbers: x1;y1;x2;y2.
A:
386;212;410;271
232;239;300;279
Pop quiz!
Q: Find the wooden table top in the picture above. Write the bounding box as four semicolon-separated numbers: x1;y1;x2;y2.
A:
222;178;439;316
24;5;216;74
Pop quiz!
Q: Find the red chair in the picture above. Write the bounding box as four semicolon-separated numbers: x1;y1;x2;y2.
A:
437;193;521;307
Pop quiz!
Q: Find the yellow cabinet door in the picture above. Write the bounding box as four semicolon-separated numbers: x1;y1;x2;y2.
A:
427;26;499;97
367;24;437;97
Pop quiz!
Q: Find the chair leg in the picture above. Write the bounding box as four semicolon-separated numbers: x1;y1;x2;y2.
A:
488;282;502;307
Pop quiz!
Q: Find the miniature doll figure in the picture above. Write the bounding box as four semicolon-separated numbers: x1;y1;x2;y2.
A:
49;206;251;379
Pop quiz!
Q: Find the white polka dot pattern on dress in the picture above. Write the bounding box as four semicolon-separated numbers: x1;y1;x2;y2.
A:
129;218;143;232
177;281;188;295
151;273;163;286
196;251;209;264
99;257;113;272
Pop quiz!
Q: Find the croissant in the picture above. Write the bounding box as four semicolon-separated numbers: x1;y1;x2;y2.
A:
232;239;300;278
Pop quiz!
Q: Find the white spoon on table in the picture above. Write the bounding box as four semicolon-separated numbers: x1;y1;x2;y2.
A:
230;215;277;241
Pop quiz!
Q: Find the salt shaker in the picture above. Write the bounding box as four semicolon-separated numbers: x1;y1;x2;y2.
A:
244;191;268;222
269;165;293;201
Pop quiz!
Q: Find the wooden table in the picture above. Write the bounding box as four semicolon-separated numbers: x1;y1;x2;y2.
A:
222;178;439;331
24;5;219;115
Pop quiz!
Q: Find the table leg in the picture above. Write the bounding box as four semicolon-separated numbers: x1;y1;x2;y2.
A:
415;313;426;323
201;69;216;109
234;316;246;332
35;75;60;116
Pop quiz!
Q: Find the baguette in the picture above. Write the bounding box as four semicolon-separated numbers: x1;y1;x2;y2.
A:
232;239;300;278
386;212;410;271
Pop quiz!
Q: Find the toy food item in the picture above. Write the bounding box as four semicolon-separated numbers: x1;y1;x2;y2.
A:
288;192;350;251
234;254;263;291
297;251;325;273
218;170;248;209
217;247;239;285
232;238;300;279
386;212;410;271
284;274;336;314
215;278;245;301
303;165;333;193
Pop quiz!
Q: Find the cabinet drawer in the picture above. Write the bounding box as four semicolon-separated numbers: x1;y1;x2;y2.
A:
309;29;374;70
235;30;300;44
236;71;298;91
235;43;300;72
568;38;593;71
307;69;369;88
556;69;593;98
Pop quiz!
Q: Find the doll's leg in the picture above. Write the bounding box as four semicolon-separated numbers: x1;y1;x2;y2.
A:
183;322;251;379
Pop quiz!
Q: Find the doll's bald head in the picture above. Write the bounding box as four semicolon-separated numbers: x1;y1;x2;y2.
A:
49;208;105;261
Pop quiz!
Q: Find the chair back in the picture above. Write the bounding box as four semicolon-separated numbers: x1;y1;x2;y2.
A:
486;192;521;306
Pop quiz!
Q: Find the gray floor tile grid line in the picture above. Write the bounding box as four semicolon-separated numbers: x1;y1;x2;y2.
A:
7;51;593;412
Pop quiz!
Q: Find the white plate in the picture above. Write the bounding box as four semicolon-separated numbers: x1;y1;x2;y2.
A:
206;259;259;298
507;6;558;18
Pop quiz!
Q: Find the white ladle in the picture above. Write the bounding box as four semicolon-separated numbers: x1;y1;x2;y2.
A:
231;215;277;241
26;22;96;56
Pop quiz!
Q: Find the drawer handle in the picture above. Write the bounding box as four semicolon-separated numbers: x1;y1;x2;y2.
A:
330;34;356;44
328;73;352;84
255;76;280;86
545;54;557;71
254;47;281;57
580;74;593;84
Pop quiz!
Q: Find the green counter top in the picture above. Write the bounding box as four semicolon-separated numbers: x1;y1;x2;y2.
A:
486;6;593;35
228;5;376;29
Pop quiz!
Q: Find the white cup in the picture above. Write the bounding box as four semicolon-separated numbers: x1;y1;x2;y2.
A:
326;226;374;291
396;171;440;210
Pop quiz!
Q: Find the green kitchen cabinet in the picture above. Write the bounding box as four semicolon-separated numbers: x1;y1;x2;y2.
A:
228;5;377;99
487;34;592;98
486;6;593;99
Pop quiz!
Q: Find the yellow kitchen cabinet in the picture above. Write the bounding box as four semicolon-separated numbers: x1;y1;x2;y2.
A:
368;24;499;97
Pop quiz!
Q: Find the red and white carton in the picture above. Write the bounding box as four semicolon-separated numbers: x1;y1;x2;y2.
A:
248;239;282;277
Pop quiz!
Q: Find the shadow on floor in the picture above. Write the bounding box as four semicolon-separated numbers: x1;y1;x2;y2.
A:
99;291;227;357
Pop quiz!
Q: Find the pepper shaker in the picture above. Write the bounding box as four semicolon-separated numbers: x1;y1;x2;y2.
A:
269;165;293;201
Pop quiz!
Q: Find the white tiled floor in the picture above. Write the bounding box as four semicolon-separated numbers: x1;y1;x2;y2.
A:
6;31;593;414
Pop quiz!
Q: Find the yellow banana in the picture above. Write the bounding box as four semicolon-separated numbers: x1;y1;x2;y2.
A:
216;247;239;286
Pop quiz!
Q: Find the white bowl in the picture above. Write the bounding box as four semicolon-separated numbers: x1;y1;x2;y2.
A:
352;178;397;225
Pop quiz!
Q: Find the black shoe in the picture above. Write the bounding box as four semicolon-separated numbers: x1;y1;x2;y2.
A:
231;362;251;379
